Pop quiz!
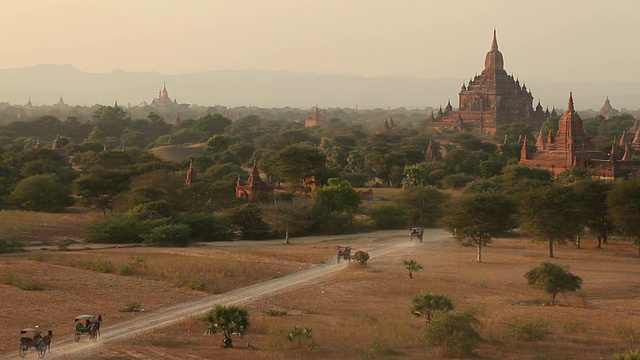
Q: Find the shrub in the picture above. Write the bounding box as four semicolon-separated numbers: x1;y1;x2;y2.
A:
116;264;134;276
352;250;370;266
143;223;191;247
17;281;44;291
616;324;638;345
179;213;229;241
509;317;550;341
55;239;76;251
0;271;44;290
82;259;115;273
287;326;313;348
422;309;484;357
367;204;407;229
85;214;145;244
614;349;640;360
9;174;75;212
0;238;23;254
264;309;288;317
441;174;474;189
120;301;142;312
187;278;206;291
411;292;454;323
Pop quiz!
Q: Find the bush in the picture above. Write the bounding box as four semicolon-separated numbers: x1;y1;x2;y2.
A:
55;239;76;251
441;174;474;189
120;301;143;312
0;271;44;290
179;213;229;241
264;309;288;317
116;264;134;276
509;317;550;341
422;309;483;357
143;223;191;247
366;204;407;229
287;326;313;348
17;281;44;291
616;324;638;345
352;250;370;266
82;259;115;273
85;214;145;244
188;278;206;291
319;211;354;234
0;238;23;254
411;291;455;322
614;349;640;360
9;174;75;212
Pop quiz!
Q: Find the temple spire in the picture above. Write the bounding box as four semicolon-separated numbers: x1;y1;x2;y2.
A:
567;92;575;113
491;29;498;51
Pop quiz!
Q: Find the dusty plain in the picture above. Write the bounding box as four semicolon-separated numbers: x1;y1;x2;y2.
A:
1;210;639;359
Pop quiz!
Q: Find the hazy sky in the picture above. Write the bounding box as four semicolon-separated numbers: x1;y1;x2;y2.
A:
2;0;640;82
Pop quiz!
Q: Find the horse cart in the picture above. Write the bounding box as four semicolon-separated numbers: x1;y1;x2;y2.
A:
337;246;352;263
74;314;102;342
19;328;46;358
410;227;424;242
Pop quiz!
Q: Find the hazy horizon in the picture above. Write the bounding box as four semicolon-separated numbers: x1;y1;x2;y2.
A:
2;1;640;110
3;1;639;81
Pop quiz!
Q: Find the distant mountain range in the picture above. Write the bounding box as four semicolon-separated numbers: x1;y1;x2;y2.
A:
0;64;637;111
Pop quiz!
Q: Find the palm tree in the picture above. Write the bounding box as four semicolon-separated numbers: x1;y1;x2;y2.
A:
203;304;250;348
402;259;423;279
411;291;455;323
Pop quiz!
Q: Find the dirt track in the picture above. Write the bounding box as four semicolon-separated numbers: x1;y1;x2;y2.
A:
19;229;449;360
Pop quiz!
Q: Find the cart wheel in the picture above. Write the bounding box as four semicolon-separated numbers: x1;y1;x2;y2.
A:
74;330;81;342
19;344;28;358
37;343;46;358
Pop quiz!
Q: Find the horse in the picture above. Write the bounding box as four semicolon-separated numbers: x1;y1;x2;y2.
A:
41;330;53;353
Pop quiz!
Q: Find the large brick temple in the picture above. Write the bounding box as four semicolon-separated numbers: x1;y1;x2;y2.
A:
520;93;640;179
428;31;548;135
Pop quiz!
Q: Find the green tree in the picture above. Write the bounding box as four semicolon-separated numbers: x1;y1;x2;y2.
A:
411;291;454;323
393;186;449;227
204;304;250;348
73;169;131;215
518;184;582;258
260;196;317;244
275;145;327;188
572;179;614;248
607;175;640;257
524;262;583;305
90;105;131;138
206;135;231;153
366;203;407;229
194;114;232;137
441;193;517;262
310;178;361;214
9;174;74;212
402;259;423;279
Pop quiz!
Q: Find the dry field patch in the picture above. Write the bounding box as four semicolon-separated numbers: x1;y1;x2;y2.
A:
71;236;640;360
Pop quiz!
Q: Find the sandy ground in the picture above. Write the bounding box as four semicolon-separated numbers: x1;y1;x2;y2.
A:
3;229;640;360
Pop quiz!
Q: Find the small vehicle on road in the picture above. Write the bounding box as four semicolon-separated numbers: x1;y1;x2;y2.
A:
74;314;102;342
19;328;46;358
337;246;352;263
410;227;424;242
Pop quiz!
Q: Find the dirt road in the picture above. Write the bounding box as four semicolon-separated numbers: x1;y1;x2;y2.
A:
16;229;449;360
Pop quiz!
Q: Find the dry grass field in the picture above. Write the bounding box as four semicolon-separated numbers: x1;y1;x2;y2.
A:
2;210;640;359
